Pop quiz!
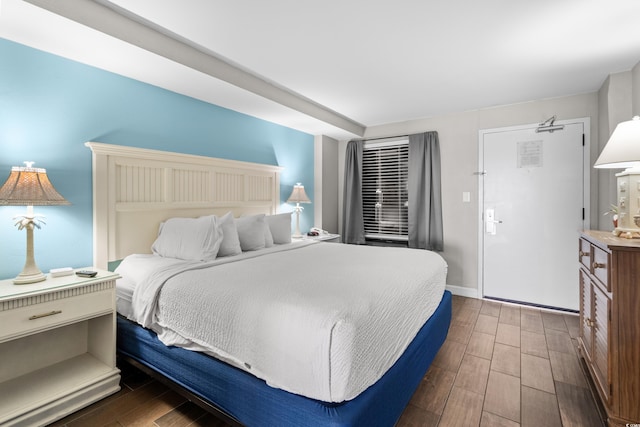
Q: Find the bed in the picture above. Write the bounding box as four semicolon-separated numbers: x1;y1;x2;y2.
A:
87;142;451;427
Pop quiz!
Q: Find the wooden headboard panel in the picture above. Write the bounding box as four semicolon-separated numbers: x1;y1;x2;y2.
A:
86;142;283;269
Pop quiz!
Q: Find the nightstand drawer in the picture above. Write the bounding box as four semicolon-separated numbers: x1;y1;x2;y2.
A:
591;246;610;292
0;289;114;342
578;238;591;269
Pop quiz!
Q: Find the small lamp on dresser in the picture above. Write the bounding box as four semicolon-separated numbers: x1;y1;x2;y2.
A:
287;182;311;238
0;161;70;284
594;116;640;238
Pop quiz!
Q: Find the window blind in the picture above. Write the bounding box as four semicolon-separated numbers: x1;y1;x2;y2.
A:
362;139;409;241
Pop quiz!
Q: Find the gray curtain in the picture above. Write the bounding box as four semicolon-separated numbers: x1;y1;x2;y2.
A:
342;140;366;244
408;131;444;250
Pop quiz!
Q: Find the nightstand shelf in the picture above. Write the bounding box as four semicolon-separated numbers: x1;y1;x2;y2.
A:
295;233;341;243
0;270;121;426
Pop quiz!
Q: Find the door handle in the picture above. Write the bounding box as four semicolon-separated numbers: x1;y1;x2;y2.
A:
485;209;503;235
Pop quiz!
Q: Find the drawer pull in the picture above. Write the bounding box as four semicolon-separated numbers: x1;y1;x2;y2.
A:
579;250;590;257
29;310;62;320
593;262;606;269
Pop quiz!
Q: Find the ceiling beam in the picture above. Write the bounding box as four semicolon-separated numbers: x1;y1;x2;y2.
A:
24;0;366;137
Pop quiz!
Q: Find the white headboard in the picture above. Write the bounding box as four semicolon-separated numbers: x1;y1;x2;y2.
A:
86;142;283;269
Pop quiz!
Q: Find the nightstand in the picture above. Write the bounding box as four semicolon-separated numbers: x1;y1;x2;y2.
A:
0;269;121;426
296;233;341;243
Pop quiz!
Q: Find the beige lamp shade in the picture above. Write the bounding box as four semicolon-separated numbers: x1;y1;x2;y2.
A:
594;116;640;170
0;163;71;206
287;183;311;204
0;162;70;284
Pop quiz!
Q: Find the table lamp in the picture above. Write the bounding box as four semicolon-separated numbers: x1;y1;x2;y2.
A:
0;162;70;284
287;183;310;238
594;116;640;238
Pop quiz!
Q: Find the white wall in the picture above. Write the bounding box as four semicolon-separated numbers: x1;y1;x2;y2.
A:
634;61;640;116
337;93;599;292
597;71;633;230
598;76;612;231
314;135;340;234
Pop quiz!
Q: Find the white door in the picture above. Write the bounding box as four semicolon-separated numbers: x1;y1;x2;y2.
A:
480;119;588;311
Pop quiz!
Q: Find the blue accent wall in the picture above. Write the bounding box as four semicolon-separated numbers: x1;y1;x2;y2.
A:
0;38;314;279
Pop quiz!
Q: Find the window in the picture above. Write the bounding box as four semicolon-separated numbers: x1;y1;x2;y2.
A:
362;138;409;241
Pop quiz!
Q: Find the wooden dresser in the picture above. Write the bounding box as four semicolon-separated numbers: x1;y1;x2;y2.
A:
578;230;640;427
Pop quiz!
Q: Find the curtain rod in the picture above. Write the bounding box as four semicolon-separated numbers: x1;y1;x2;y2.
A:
354;134;410;142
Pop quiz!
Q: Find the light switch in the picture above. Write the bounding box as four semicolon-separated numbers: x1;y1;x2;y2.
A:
462;192;471;203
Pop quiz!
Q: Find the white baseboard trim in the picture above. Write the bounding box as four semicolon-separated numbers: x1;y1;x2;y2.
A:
445;284;478;299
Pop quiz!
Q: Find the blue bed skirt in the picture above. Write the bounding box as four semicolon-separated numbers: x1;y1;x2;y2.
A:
117;290;451;427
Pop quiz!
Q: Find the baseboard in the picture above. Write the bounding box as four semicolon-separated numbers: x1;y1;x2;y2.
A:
444;285;579;315
483;296;579;314
445;284;478;299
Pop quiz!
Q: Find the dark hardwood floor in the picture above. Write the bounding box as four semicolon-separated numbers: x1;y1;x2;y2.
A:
49;295;605;426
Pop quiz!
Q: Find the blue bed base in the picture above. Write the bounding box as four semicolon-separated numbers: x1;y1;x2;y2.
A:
117;290;451;427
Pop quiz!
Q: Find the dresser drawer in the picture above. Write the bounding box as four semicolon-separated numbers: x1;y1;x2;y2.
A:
591;245;610;292
578;238;591;269
0;289;114;342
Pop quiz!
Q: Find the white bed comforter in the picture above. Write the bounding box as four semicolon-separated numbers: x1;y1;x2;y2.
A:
117;241;447;403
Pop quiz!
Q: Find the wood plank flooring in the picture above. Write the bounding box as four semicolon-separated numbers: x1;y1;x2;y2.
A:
49;295;605;427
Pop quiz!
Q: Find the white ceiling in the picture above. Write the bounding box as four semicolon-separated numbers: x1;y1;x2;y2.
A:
2;0;640;139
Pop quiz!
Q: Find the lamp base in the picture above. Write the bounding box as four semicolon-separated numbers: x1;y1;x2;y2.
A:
293;204;304;239
613;172;640;239
14;222;47;284
14;270;46;285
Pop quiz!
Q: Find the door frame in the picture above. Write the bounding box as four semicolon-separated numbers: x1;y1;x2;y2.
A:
477;117;591;301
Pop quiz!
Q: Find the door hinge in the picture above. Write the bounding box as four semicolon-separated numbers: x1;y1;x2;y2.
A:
582;134;585;146
582;208;585;221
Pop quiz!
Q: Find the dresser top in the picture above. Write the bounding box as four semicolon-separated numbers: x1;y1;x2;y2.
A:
581;230;640;251
0;269;119;301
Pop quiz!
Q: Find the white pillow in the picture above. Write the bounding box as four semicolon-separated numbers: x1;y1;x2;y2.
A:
152;215;223;261
235;214;267;251
266;212;292;244
217;212;242;257
264;219;274;248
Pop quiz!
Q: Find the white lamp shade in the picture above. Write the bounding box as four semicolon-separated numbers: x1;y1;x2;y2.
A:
594;116;640;169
